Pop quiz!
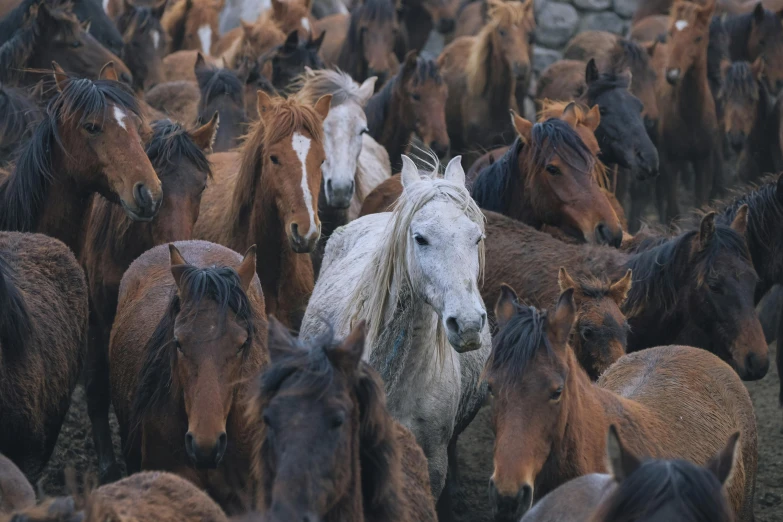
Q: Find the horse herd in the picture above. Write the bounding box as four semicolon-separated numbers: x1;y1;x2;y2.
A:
0;0;782;519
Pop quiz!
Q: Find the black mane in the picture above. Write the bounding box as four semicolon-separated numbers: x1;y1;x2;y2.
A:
526;117;594;174
0;84;41;166
585;71;631;100
721;61;759;101
470;139;522;213
365;69;395;138
0;76;138;232
196;65;244;107
0;251;32;361
147;119;211;176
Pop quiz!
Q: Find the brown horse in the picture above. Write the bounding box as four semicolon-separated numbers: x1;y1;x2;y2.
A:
194;92;331;329
482;208;769;380
0;232;87;482
629;14;669;42
0;0;132;88
248;317;437;521
315;0;401;85
82;117;217;484
656;0;723;223
195;54;247;152
214;16;285;72
115;0;167;92
0;453;35;514
485;288;756;521
0;64;162;255
109;241;267;512
161;0;223;56
438;0;534;165
401;0;461;52
365;51;449;167
269;0;317;38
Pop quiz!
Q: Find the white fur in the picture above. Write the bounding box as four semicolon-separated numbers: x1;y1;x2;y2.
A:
350;133;391;220
113;106;127;131
675;19;688;31
292;132;319;239
321;104;367;207
198;25;212;56
151;29;160;50
102;0;109;13
300;16;311;32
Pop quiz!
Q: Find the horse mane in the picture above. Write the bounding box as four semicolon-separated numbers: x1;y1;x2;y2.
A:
348;156;486;389
482;301;552;394
591;458;732;522
339;0;396;72
523;118;595;180
229;96;324;237
196;64;244;106
585;71;631;101
0;251;32;362
470;139;521;213
160;0;189;45
612;38;650;74
721;61;759;101
251;329;403;520
115;3;158;37
0;84;41;165
466;0;529;96
292;68;366;107
0;76;138;232
131;263;257;436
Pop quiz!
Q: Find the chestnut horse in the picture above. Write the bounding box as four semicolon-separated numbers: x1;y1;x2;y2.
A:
82;117;217;484
0;232;87;483
0;0;131;88
194;92;331;329
161;0;223;56
656;0;723;224
438;0;534;165
195;55;247;152
365;51;449;168
485;289;756;521
215;16;285;72
0;64;162;255
248;318;437;521
109;241;267;513
115;0;167;92
482;209;769;380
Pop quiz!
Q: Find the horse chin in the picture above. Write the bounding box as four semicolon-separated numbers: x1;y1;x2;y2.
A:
447;332;483;353
120;199;157;222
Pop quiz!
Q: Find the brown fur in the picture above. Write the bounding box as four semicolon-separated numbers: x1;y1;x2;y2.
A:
0;232;87;482
0;452;35;513
438;0;535;165
629;15;669;42
162;49;221;82
109;241;268;513
269;0;316;39
487;290;757;520
115;0;167;93
161;0;222;55
193;92;330;329
215;16;285;72
145;80;201;123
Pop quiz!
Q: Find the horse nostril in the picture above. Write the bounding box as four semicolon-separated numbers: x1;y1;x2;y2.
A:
446;316;459;335
185;432;195;459
595;223;613;245
745;352;769;380
291;223;300;239
480;311;487;330
133;182;153;212
326;178;333;194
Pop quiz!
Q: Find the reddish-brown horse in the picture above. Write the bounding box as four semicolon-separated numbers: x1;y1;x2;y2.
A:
194;91;331;329
0;63;162;255
0;232;87;483
214;16;285;72
161;0;223;56
485;288;757;521
438;0;534;165
109;241;267;513
248;318;437;521
82;117;218;484
365;51;450;167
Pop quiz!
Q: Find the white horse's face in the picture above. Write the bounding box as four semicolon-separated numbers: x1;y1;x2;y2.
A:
403;157;487;352
321;103;368;209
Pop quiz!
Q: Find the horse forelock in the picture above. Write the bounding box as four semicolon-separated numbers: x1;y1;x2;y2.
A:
721;61;759;101
525;118;595;180
196;66;244;105
292;68;364;107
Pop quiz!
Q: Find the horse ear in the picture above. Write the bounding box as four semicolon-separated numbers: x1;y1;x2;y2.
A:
151;0;167;19
51;62;69;92
549;288;576;348
443;156;465;186
169;244;189;288
313;93;332;121
267;316;300;362
99;61;119;82
698;212;717;250
400;155;420;189
284;30;298;51
706;432;740;486
241;19;253;36
583;104;601;132
609;270;633;306
494;284;519;329
753;1;765;23
606;425;642;483
308;29;326;51
510;110;533;144
751;56;765;81
357;77;377;106
585;58;600;85
401;50;418;80
236;245;257;292
194;52;209;75
189;111;219;152
643;39;657;58
557;267;577;293
730;204;749;238
699;0;716;18
257;89;275;118
561;102;579;129
327;320;366;376
81;19;92;33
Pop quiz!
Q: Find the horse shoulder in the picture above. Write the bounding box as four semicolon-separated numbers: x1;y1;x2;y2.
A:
395;422;438;521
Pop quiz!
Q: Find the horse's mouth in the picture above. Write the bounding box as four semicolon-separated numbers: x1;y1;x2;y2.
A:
120;200;157;222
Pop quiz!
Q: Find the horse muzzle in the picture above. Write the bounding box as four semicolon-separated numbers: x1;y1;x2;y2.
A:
325;178;355;209
185;431;227;469
489;479;533;522
445;311;487;352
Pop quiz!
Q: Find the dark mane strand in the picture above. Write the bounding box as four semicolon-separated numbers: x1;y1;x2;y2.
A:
365;73;395;138
196;65;244;106
585;71;631;100
470;139;521;213
146;119;212;177
0;252;32;361
0;84;41;166
527;118;594;175
721;61;759;101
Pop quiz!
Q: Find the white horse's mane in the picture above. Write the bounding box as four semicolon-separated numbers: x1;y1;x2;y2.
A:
291;68;375;108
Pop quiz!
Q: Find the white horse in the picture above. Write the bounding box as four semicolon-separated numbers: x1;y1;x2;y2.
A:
300;154;491;499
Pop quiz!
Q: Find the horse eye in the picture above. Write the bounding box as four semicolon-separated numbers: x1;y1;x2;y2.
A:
581;328;595;341
411;92;421;101
550;386;563;401
695;36;703;43
487;383;494;396
331;412;345;429
708;282;724;295
599;107;608;116
545;164;559;175
476;235;484;245
498;29;506;37
414;234;429;246
270;155;279;165
70;40;83;48
82;123;101;135
174;338;183;353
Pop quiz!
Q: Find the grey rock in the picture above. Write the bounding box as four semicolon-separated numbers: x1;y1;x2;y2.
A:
533;46;563;74
578;11;625;35
536;2;580;48
572;0;611;12
613;0;640;18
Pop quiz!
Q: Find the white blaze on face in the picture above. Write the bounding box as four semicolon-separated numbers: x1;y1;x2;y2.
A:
102;0;110;13
292;132;318;239
675;19;688;31
300;16;311;32
151;29;160;50
113;106;128;131
198;25;213;56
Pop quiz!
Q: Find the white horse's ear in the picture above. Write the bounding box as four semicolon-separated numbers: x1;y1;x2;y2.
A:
400;155;420;189
444;155;465;186
357;77;377;106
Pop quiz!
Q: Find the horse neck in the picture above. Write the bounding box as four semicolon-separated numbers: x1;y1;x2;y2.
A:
671;53;712;115
375;81;412;167
745;85;775;168
726;14;753;60
475;30;515;111
337;20;367;81
325;423;364;522
510;155;538;225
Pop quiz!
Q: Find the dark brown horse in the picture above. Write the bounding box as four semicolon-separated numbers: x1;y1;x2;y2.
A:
0;232;87;483
401;0;461;52
0;85;40;168
0;0;132;88
0;64;162;255
115;0;167;92
365;51;449;167
195;54;246;152
248;317;437;521
269;30;326;91
82;117;217;484
194;91;331;329
482;208;769;380
485;288;757;521
109;241;267;513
